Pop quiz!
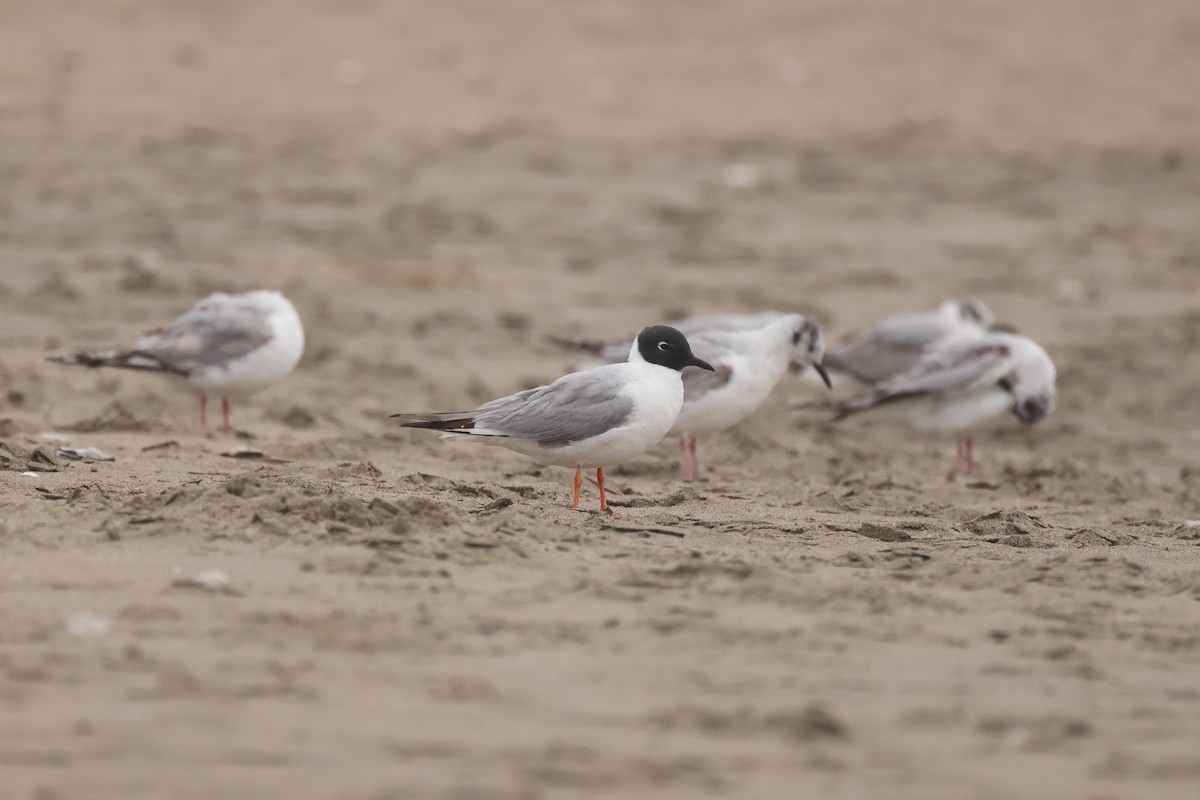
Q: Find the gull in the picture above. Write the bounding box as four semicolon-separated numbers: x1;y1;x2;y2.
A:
828;331;1057;475
813;298;1005;388
394;326;714;511
552;312;831;480
49;290;305;433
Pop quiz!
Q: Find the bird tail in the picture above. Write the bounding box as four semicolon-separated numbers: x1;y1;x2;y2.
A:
793;394;878;420
816;353;881;387
546;334;608;356
390;412;477;430
47;350;168;372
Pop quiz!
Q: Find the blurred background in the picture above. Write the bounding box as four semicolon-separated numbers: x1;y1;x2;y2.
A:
3;0;1197;467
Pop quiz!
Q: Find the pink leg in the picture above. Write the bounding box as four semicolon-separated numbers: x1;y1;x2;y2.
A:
954;436;975;477
678;434;701;481
221;397;232;435
597;467;608;511
572;467;582;509
199;396;208;428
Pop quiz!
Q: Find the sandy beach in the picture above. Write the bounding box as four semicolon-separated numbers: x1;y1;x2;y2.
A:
2;1;1199;798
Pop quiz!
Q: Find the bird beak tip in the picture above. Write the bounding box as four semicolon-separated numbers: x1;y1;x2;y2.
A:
814;363;833;389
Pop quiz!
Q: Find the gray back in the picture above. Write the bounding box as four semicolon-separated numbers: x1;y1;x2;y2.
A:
875;340;1012;400
134;297;273;373
474;365;635;447
825;312;955;385
680;361;734;401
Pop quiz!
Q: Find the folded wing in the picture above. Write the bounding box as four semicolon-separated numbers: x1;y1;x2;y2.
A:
824;313;955;385
396;367;636;448
134;295;273;374
834;339;1015;418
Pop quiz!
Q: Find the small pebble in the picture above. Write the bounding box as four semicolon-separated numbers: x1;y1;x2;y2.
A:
1055;278;1087;303
67;611;111;638
55;446;116;462
191;569;230;589
172;569;232;592
335;58;366;85
721;162;762;190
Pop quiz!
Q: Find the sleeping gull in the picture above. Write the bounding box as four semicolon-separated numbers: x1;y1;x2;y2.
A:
552;312;831;480
394;326;714;511
812;298;1005;389
827;331;1056;475
49;290;305;434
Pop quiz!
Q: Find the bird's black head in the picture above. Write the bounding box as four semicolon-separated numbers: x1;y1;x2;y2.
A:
636;325;715;373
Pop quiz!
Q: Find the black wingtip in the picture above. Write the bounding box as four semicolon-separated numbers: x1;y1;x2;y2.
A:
391;413;476;430
47;350;97;367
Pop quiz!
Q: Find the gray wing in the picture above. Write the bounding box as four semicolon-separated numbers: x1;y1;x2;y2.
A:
474;365;635;447
825;313;955;385
835;339;1014;417
133;294;272;373
554;313;786;363
596;339;634;361
670;312;784;338
546;335;632;362
674;329;740;401
681;363;734;401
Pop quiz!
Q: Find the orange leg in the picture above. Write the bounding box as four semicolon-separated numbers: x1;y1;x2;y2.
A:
572;467;582;509
199;396;208;428
596;467;608;511
221;397;232;434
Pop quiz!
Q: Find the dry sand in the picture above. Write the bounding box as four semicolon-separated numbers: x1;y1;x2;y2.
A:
2;1;1200;798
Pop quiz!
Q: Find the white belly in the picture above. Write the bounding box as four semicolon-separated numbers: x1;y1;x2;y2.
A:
187;326;305;399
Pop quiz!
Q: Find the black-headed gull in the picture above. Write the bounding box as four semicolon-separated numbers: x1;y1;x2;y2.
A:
815;298;1005;388
50;290;305;433
553;312;831;480
829;331;1057;475
394;326;714;511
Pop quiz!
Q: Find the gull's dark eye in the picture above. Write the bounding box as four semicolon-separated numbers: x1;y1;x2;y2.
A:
657;341;672;352
998;378;1014;393
792;331;802;345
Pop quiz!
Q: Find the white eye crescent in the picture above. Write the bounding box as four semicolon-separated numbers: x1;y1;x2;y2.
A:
657;341;671;351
